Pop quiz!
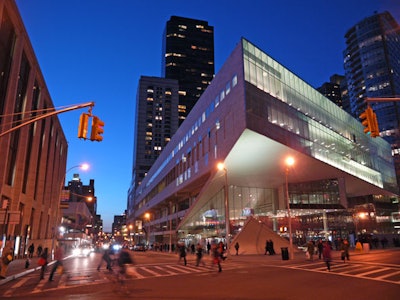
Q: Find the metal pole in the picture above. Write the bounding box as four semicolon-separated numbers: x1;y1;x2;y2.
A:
285;167;294;260
223;168;230;256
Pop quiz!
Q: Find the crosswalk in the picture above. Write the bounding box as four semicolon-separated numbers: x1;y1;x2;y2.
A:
272;259;400;285
0;261;242;297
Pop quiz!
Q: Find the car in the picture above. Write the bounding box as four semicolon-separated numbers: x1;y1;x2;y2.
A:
72;245;93;257
132;244;146;251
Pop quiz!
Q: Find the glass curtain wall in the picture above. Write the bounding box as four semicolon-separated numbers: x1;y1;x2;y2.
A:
242;39;397;193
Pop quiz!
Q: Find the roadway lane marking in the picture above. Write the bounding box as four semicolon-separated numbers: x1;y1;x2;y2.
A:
356;267;390;277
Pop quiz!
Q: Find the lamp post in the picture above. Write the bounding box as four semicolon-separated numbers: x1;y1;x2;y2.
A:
51;163;89;259
285;157;295;260
144;212;151;248
217;162;230;256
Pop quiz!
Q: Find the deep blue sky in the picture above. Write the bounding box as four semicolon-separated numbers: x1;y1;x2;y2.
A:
15;0;399;231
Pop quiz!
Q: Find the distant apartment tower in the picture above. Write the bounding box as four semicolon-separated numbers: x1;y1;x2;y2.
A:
162;16;215;125
317;74;345;108
130;76;179;190
343;11;400;185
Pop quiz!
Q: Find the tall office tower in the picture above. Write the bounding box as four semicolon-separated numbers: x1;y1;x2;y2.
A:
162;16;214;125
131;76;179;190
343;11;400;186
317;74;345;108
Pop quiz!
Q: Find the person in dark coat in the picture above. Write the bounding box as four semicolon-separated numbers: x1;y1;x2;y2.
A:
39;248;49;280
322;241;332;271
178;243;187;265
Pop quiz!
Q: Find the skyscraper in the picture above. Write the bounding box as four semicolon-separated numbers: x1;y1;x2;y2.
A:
317;74;345;108
162;16;214;125
343;11;400;186
130;76;179;190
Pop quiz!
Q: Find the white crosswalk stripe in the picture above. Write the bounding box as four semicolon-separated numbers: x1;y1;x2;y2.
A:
274;260;400;285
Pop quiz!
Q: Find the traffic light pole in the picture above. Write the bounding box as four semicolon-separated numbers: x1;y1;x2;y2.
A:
0;101;95;138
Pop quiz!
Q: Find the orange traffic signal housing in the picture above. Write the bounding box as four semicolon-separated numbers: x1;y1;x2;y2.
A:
90;116;104;142
359;106;379;138
77;113;89;139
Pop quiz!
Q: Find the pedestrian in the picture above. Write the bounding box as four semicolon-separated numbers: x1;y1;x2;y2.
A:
28;243;35;258
212;242;222;272
206;241;211;255
234;242;239;255
195;243;205;266
322;241;332;271
37;244;43;257
48;245;64;281
307;240;315;261
340;238;350;262
218;242;226;261
264;240;269;255
97;248;112;271
0;241;14;279
178;243;187;265
269;240;276;255
38;247;49;280
317;239;324;259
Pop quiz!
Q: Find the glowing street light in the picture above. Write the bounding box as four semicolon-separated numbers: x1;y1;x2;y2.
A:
217;162;230;256
285;156;295;260
144;212;151;247
51;163;90;259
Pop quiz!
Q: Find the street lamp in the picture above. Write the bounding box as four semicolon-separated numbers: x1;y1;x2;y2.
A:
51;163;90;259
285;156;295;260
217;162;230;256
144;212;151;248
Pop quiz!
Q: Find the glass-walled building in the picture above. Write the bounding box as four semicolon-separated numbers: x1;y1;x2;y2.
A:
128;38;398;252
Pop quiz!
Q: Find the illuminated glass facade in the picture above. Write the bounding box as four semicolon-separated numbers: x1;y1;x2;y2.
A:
129;38;398;249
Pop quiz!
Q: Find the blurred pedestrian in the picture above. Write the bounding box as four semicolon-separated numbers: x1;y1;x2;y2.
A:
49;245;64;281
38;247;49;280
0;241;14;279
37;245;43;257
212;242;222;272
340;239;350;262
234;242;239;255
317;239;324;259
28;243;35;258
178;243;187;266
322;241;332;271
206;241;211;255
97;248;112;271
195;243;205;266
307;241;315;261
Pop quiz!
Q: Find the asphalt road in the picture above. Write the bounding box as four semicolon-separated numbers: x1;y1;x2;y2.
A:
0;248;399;299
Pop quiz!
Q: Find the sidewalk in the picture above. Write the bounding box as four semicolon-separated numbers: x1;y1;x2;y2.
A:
0;256;57;286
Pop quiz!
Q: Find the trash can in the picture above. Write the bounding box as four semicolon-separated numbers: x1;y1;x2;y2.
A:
281;247;289;260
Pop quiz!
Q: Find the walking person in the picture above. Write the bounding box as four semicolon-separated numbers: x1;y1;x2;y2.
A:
97;248;112;271
307;240;315;261
38;247;49;280
211;242;222;272
340;238;350;262
0;241;14;279
317;239;324;259
195;243;205;266
322;241;332;271
28;243;35;258
48;245;64;281
37;245;43;257
234;242;240;255
178;243;187;266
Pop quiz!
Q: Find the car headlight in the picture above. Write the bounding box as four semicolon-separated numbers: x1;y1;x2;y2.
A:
72;248;81;256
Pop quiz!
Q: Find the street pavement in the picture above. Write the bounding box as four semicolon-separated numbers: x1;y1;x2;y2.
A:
0;245;395;286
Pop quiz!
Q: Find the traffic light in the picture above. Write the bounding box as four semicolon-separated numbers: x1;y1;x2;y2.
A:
359;106;379;137
370;110;380;138
90;116;104;141
77;113;89;139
